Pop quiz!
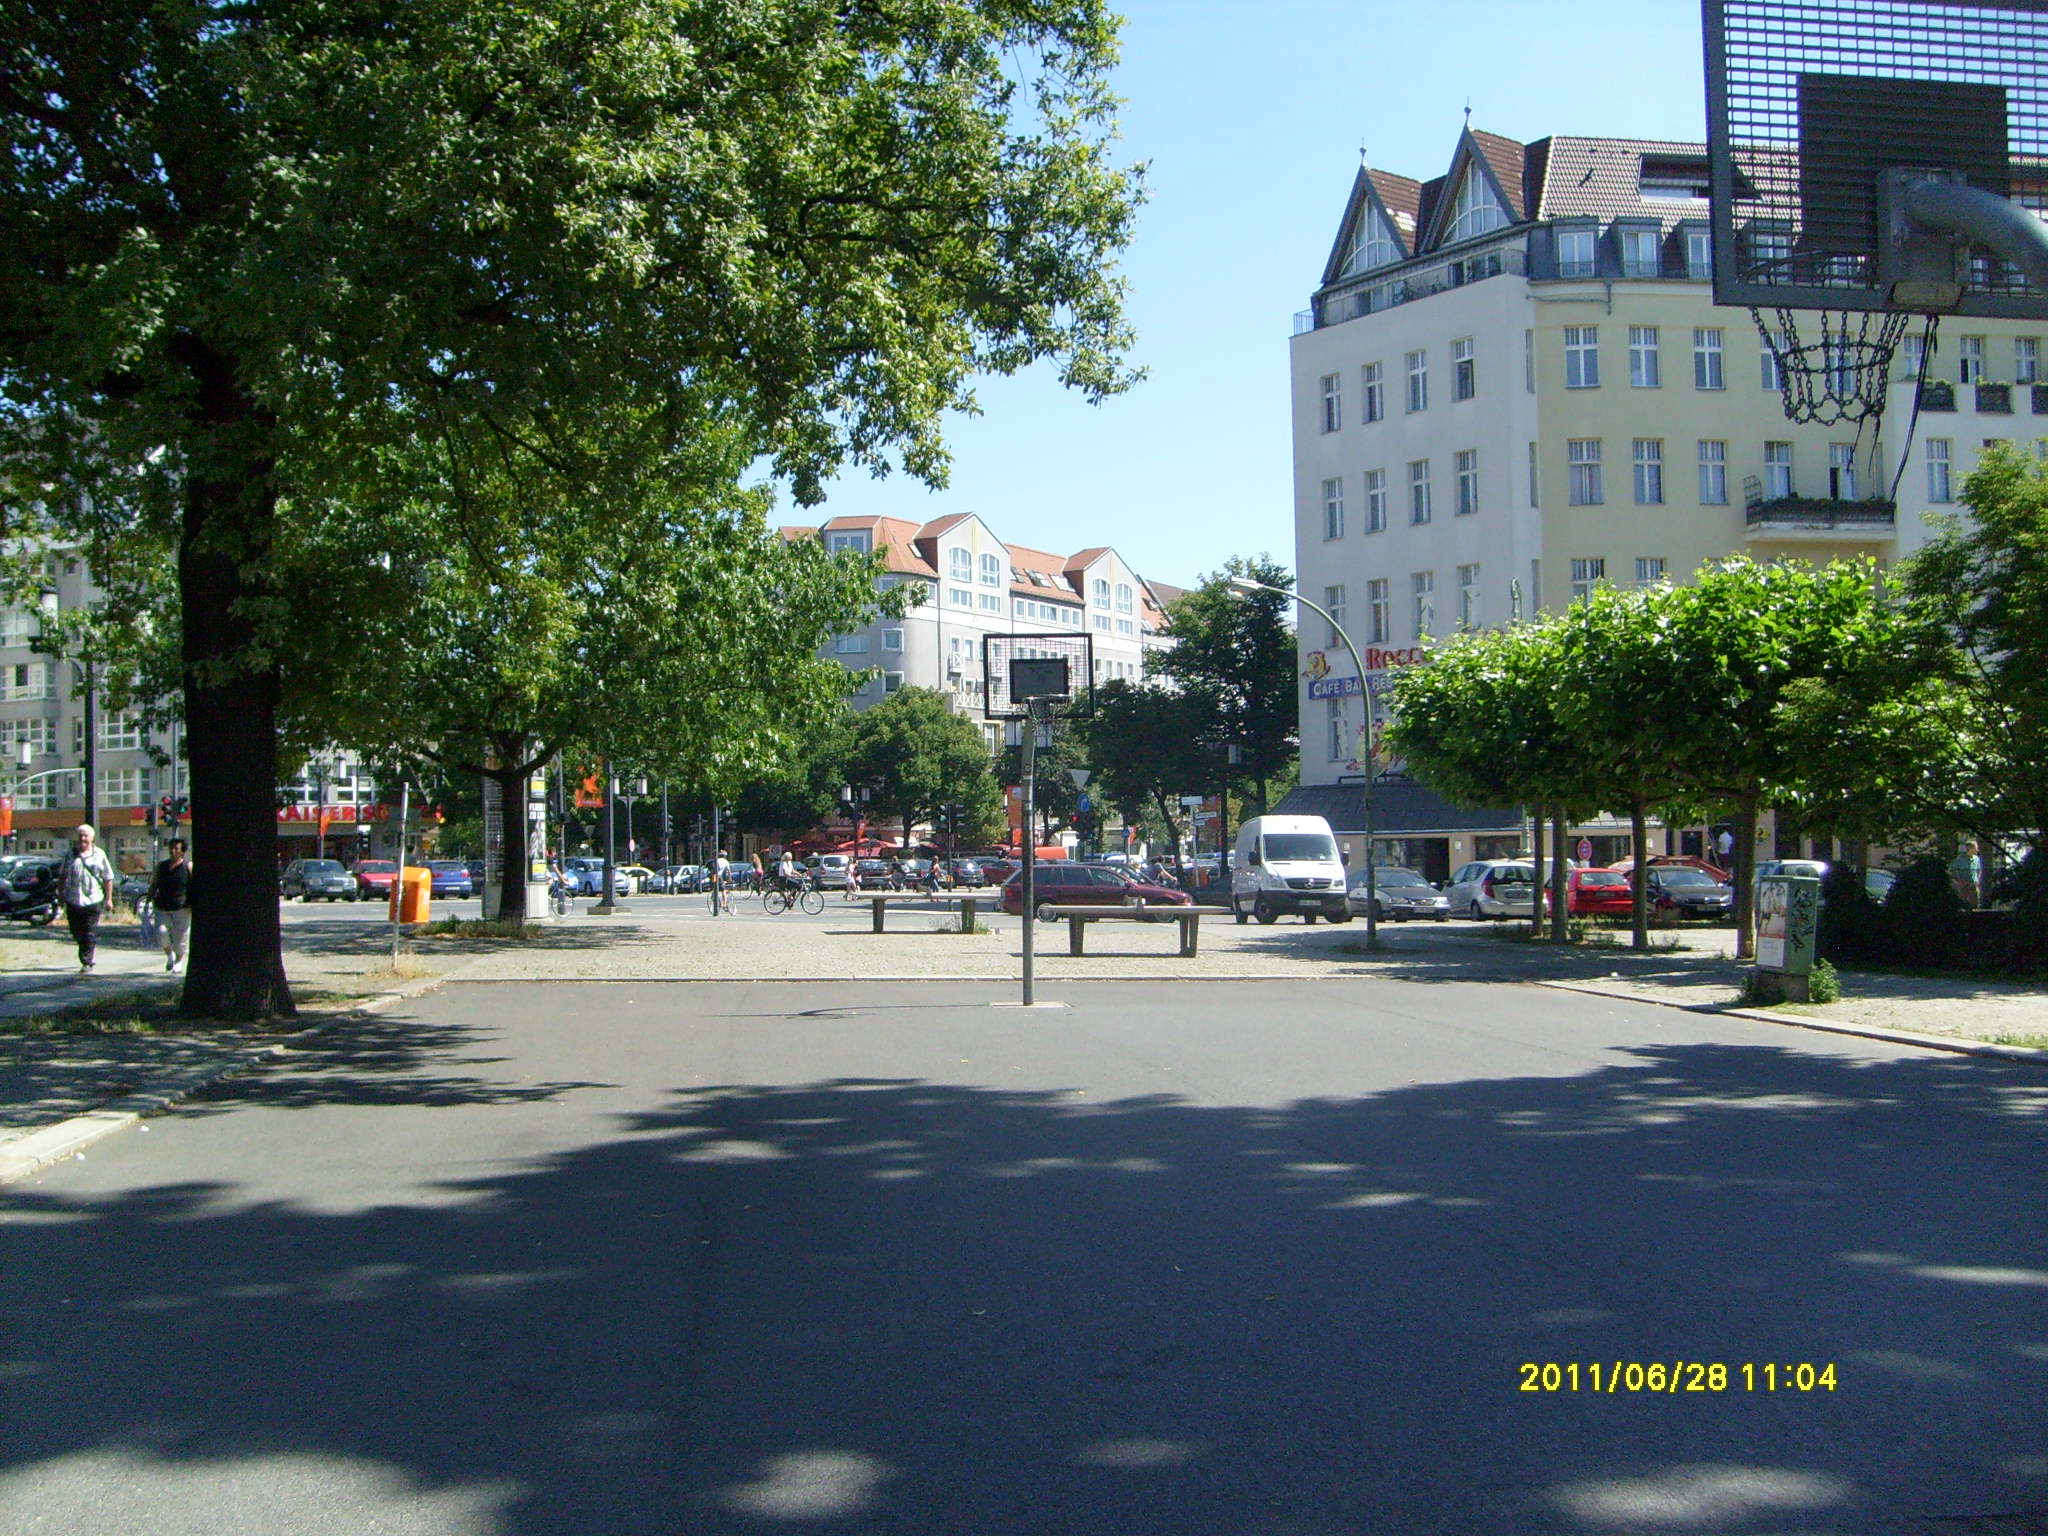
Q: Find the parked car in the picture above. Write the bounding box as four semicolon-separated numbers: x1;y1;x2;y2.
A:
1345;867;1449;922
1644;864;1736;920
1231;814;1350;924
353;859;399;902
1752;858;1897;905
977;857;1019;885
804;853;852;890
281;857;360;902
617;864;656;894
562;857;606;895
947;858;986;887
117;869;153;905
1609;854;1732;883
999;861;1192;920
426;859;474;899
464;860;486;885
1567;866;1636;917
1444;860;1547;919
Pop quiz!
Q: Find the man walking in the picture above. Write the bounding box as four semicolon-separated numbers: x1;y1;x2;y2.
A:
58;823;116;972
148;838;193;972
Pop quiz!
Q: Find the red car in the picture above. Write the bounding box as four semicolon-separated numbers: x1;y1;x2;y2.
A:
1567;867;1635;916
999;862;1192;920
352;859;399;903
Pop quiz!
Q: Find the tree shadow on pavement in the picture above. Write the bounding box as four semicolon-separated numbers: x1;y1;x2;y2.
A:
2;1029;2044;1535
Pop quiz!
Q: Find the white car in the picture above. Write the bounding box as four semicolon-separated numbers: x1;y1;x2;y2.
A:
1444;859;1542;919
805;853;851;889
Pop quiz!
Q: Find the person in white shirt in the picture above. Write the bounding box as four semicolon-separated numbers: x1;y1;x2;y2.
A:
58;823;117;972
713;850;732;914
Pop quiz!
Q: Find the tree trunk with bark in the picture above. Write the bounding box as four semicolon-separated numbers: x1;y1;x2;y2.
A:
1732;789;1760;960
1551;815;1569;941
1629;799;1650;952
173;339;293;1022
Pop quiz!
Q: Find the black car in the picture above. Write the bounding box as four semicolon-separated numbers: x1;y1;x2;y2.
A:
281;857;360;902
1646;866;1736;920
947;858;986;887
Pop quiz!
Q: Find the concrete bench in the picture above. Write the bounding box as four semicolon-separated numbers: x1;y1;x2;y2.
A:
1037;904;1235;958
863;893;991;934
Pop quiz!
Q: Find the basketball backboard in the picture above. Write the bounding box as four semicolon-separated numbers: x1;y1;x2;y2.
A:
1704;0;2048;320
981;632;1095;720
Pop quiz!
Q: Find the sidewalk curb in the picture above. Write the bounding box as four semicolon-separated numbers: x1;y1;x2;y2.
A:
0;973;447;1186
1531;978;2048;1065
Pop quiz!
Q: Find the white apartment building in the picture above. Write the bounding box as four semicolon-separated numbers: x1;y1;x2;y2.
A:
1284;126;2047;878
785;514;1178;747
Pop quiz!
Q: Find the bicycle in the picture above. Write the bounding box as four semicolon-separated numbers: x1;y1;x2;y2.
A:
763;876;825;916
549;881;573;917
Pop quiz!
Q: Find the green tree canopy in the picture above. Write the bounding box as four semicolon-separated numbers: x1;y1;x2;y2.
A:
1080;679;1215;864
1152;556;1297;814
843;687;1000;850
2;0;1142;1016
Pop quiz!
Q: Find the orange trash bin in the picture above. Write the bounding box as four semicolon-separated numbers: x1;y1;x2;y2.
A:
389;866;432;923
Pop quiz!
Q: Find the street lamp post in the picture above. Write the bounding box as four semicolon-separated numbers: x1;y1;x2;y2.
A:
1227;576;1379;948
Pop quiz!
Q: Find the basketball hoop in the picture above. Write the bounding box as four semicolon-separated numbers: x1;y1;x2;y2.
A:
1751;305;1910;428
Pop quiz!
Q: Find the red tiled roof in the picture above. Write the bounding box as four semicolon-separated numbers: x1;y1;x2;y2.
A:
1367;169;1423;239
1469;129;1529;219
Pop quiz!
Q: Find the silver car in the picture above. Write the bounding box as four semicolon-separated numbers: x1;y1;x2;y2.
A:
1444;859;1542;919
1346;867;1450;922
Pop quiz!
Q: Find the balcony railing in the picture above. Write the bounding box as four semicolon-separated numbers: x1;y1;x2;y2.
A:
1975;383;2013;414
1299;244;1529;332
1917;381;1956;412
1744;495;1896;534
2034;383;2048;415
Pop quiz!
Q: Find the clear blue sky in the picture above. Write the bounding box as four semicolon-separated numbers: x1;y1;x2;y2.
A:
801;1;1712;589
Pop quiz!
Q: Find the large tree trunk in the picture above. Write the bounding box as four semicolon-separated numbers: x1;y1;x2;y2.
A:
1530;803;1546;940
1552;814;1569;941
486;736;534;922
174;339;293;1022
1732;789;1760;960
1630;798;1650;952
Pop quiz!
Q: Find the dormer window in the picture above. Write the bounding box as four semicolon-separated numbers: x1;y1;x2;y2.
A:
1338;201;1403;279
1445;163;1510;244
1639;157;1711;200
826;530;870;554
1617;223;1663;277
1556;225;1599;278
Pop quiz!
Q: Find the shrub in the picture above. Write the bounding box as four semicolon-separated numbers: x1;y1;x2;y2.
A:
1878;856;1968;968
1816;863;1881;964
1809;958;1842;1003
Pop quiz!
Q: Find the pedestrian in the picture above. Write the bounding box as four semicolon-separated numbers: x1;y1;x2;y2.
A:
1714;826;1736;870
1950;840;1984;907
147;837;194;972
58;823;116;972
713;848;733;914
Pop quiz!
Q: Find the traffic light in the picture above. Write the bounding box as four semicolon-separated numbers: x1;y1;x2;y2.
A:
172;795;188;824
145;804;157;831
159;793;173;827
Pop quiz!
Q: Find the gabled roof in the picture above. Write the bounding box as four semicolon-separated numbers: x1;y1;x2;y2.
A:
1530;136;1716;229
1418;126;1527;250
1469;129;1530;220
1064;546;1112;574
813;514;937;577
1320;166;1422;287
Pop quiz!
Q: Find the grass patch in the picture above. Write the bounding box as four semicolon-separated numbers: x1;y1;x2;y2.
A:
357;954;440;982
417;918;545;942
1988;1032;2048;1051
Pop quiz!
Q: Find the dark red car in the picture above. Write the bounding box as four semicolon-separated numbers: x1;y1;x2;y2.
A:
999;862;1192;920
352;859;399;903
1568;867;1635;916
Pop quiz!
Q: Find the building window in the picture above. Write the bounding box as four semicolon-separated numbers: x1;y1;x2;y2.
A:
1558;227;1598;277
979;592;1001;612
1324;584;1346;645
1362;361;1384;422
1409;459;1432;524
1764;441;1793;498
1115;618;1134;636
1452;336;1476;401
1928;438;1953;502
97;711;145;752
949;546;971;582
2016;337;2038;384
1365;469;1387;533
1564;326;1599;388
884;671;905;693
835;634;870;653
1367;578;1389;644
0;609;36;649
1570;557;1606;603
826;530;871;554
1322;477;1345;540
1632;439;1664;505
1326;698;1345;762
1698;440;1728;504
1957;335;1985;384
1567;439;1603;505
1092;614;1111;631
1411;571;1434;639
1685;228;1712;279
1620;227;1661;276
1829;443;1859;500
2;662;51;701
97;767;152;806
1092;578;1110;608
1524;329;1535;393
882;629;903;651
1528;441;1539;508
1457;563;1480;630
979;552;1001;586
1762;332;1786;393
1693;327;1724;389
1629;325;1661;387
948;587;972;607
1405;349;1428;412
1320;372;1342;432
1635;556;1667;587
1455;449;1478;515
1114;582;1133;614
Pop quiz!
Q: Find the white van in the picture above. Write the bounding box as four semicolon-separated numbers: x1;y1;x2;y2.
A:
1231;814;1351;924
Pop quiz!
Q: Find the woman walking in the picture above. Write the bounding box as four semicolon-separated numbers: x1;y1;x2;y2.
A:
58;823;116;972
148;837;193;972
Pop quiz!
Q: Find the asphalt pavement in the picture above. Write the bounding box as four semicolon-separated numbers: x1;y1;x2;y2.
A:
3;975;2045;1535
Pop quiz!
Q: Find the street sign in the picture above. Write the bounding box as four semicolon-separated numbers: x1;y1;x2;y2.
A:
1077;793;1091;812
1576;838;1593;863
1179;795;1204;808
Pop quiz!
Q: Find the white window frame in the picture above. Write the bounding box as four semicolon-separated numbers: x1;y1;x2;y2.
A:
1324;584;1346;646
1698;440;1728;505
1367;578;1389;644
1320;372;1342;432
1693;327;1724;389
1361;362;1384;422
1455;449;1478;516
1564;326;1599;388
1927;438;1953;502
1408;459;1432;524
948;586;972;607
835;633;870;654
1829;443;1859;501
1628;325;1661;388
1570;557;1606;604
1567;439;1603;505
97;711;145;752
1957;335;1985;385
882;629;903;651
1405;350;1428;413
1635;557;1667;587
1365;469;1387;533
1557;227;1598;278
1092;578;1110;609
1457;564;1480;630
1411;570;1434;640
979;552;1002;586
2016;337;2039;385
1762;334;1785;393
1322;477;1345;540
1451;337;1476;401
1764;441;1794;499
1632;439;1664;505
1620;226;1661;277
826;530;871;554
